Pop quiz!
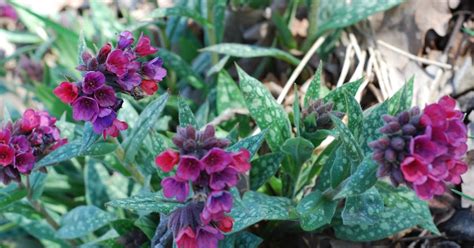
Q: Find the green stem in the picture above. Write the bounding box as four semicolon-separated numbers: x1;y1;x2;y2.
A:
112;138;146;186
206;0;218;65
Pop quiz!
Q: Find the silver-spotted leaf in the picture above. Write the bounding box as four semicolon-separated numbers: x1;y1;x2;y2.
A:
296;190;338;231
178;97;197;128
227;130;267;158
250;152;284;190
106;192;181;215
57;205;116;239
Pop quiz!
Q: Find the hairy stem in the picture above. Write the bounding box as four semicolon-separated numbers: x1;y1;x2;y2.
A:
112;138;146;186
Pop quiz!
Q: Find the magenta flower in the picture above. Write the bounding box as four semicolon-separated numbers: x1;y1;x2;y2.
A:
53;82;79;104
20;109;40;133
409;129;443;164
400;156;428;184
97;43;112;64
205;191;233;214
196;226;224;248
117;71;141;91
445;119;467;147
11;136;31;153
134;34;158;57
0;3;17;21
176;227;197;248
140;79;158;95
413;178;445;200
14;153;35;174
142;57;167;81
94;86;116;107
155;149;180;172
93;111;117;133
117;31;134;50
445;159;468;184
0;129;11;144
0;144;14;166
161;176;190;202
215;215;234;233
82;71;105;94
106;49;129;77
209;167;239;190
176;155;203;181
103;119;128;139
201;148;232;174
230;149;251;173
72;97;99;121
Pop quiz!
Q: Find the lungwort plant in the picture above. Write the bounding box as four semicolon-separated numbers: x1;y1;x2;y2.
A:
0;1;470;248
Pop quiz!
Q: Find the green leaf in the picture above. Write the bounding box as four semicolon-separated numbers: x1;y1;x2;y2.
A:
317;0;402;35
235;232;263;248
57;205;116;239
335;182;439;241
80;123;98;152
323;78;363;112
0;185;27;209
152;7;213;28
304;64;323;107
250;152;284;190
312;140;341;190
106;192;181;215
0;202;42;220
230;190;294;233
271;12;297;49
35;141;117;169
296;191;337;231
85;159;110;208
203;44;301;66
281;137;314;178
330;148;352;188
178;97;198;128
334;155;378;199
216;71;246;114
293;85;301;136
330;115;363;163
158;49;205;89
29;171;47;200
343;90;363;139
123;93;169;162
227;130;267;158
341;187;384;226
388;77;414;115
0;30;42;44
237;66;291;151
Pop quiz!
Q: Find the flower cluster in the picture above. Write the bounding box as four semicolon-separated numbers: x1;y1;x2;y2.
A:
155;125;250;248
301;99;344;144
0;109;66;184
370;96;468;199
0;1;17;21
53;31;167;138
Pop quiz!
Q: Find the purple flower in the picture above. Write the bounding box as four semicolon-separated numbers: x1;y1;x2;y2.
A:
161;176;189;202
0;3;17;21
205;191;233;214
93;111;116;133
0;144;14;166
400;156;428;184
106;49;129;77
201;148;232;174
11;136;31;153
134;34;158;57
176;227;197;248
413;178;445;200
94;86;116;107
82;71;105;94
117;31;134;50
142;57;167;81
117;72;141;91
445;119;467;147
196;226;224;248
14;152;35;174
176;155;203;181
209;167;239;190
0;129;11;144
409;127;444;164
72;96;100;121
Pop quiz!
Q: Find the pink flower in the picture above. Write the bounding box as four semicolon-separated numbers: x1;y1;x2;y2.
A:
97;43;112;64
409;127;444;164
155;150;180;172
20;109;41;133
215;215;233;233
0;144;14;166
445;119;467;147
140;80;158;95
176;155;203;181
444;159;468;184
134;34;158;57
196;225;224;248
201;148;232;174
176;227;197;248
53;82;79;104
400;156;428;184
106;49;129;77
0;129;11;144
103;119;128;139
230;149;251;173
161;176;189;202
413;178;445;200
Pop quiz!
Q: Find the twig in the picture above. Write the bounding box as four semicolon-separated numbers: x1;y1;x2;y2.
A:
368;47;388;99
207;108;249;126
336;44;353;87
377;40;452;69
349;51;366;82
277;36;326;104
349;33;362;60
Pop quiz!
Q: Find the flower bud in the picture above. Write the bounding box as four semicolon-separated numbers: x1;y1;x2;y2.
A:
390;137;405;151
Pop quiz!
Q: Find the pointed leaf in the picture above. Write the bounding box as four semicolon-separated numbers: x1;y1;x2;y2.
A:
341;187;384;226
106;192;181;215
57;206;116;239
216;71;246;114
250;152;284;190
227;130;267;158
304;63;322;107
178;97;197;128
296;191;338;231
